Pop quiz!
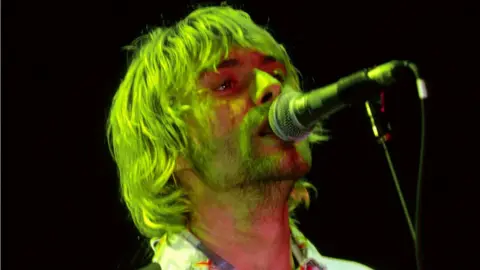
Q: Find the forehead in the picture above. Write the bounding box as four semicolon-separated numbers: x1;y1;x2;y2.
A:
226;47;261;58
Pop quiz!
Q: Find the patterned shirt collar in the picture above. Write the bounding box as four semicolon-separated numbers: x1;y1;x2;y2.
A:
150;225;327;270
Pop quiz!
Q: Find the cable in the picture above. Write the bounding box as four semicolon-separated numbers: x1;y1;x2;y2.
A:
409;61;427;270
414;98;426;270
407;62;427;270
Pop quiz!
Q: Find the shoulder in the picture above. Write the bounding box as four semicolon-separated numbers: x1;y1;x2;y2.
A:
138;263;162;270
321;256;374;270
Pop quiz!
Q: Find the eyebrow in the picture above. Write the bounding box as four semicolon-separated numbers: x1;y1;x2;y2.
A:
216;55;283;69
262;55;279;64
216;58;240;69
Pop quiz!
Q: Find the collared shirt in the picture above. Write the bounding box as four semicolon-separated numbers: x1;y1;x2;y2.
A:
149;225;374;270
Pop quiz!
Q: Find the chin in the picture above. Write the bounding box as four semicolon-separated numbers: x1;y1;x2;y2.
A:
280;152;311;178
247;136;312;180
279;139;311;171
266;144;312;180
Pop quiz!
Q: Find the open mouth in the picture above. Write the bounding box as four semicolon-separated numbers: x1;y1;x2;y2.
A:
256;120;295;147
257;120;275;137
259;131;274;137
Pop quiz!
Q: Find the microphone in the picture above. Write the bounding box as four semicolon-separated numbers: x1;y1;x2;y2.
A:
268;60;412;142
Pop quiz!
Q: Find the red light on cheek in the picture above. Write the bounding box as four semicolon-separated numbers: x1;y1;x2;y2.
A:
385;133;391;141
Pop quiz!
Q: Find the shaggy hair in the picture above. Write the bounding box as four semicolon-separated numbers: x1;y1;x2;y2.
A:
107;5;328;241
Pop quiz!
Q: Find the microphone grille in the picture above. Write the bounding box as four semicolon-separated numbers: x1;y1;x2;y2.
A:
268;91;312;142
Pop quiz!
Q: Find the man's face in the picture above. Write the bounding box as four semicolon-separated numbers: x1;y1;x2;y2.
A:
185;48;312;192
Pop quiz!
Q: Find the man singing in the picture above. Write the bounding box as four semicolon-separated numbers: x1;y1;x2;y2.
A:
107;5;373;270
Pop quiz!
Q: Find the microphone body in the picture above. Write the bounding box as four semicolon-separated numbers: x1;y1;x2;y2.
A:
268;60;411;142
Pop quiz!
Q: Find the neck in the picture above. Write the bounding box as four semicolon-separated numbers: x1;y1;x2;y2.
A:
188;180;295;270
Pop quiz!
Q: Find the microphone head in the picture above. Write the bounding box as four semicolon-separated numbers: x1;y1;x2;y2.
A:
268;90;312;142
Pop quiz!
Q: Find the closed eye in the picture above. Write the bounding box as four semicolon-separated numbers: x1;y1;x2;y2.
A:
213;68;285;93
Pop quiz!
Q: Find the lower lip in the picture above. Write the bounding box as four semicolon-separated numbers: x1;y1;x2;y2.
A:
260;134;279;139
259;134;294;146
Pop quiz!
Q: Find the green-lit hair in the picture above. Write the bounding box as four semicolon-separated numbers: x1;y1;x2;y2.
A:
106;5;328;240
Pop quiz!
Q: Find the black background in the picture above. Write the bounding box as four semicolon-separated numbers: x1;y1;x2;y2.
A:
4;0;478;269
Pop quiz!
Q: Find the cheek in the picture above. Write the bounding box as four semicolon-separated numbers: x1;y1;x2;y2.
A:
212;98;249;137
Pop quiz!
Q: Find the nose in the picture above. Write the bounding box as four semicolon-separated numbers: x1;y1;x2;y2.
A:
249;69;282;106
